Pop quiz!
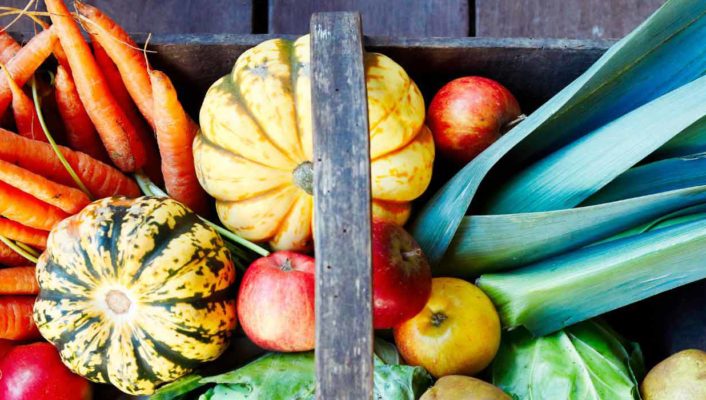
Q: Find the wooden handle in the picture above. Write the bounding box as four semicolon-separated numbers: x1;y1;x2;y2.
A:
311;12;373;400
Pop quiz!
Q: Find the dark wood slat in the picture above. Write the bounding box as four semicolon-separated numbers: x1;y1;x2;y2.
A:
1;0;252;34
476;0;666;39
271;0;469;37
311;12;373;400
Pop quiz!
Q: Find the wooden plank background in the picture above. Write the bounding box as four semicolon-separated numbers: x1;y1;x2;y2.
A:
311;11;374;400
475;0;667;39
269;0;469;36
2;0;666;38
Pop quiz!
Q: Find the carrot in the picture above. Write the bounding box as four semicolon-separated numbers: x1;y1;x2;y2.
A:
0;159;90;214
0;129;140;198
0;267;39;295
45;0;145;172
2;66;44;141
76;1;154;127
54;65;109;162
0;31;21;64
0;242;25;267
0;218;47;249
150;71;209;215
35;18;70;71
94;41;162;185
0;180;68;230
0;296;40;340
0;27;57;117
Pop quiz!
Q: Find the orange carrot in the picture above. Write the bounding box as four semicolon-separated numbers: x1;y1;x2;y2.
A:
54;65;109;162
35;18;71;71
0;32;21;64
0;129;140;198
0;242;25;267
0;159;90;214
0;218;47;249
45;0;145;172
3;68;44;141
0;180;68;230
94;41;163;185
0;28;57;117
0;296;40;340
0;267;39;295
151;70;209;215
76;1;154;127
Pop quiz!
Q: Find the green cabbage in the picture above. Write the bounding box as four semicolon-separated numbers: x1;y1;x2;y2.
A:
492;320;644;400
152;342;432;400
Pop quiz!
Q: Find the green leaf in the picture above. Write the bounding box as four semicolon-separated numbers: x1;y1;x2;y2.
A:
411;0;706;266
374;337;402;365
653;116;706;159
199;352;316;400
373;356;433;400
584;153;706;205
594;203;706;244
153;352;432;400
487;75;706;214
440;185;706;277
477;217;706;335
492;320;643;400
150;374;207;400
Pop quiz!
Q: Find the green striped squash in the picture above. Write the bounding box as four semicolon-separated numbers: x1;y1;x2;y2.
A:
33;196;236;395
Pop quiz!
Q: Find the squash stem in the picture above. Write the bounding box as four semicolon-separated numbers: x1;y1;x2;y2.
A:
0;235;38;264
31;76;93;199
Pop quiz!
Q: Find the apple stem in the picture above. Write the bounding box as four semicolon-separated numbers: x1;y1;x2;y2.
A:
280;258;293;272
401;248;423;261
502;113;527;134
431;312;447;327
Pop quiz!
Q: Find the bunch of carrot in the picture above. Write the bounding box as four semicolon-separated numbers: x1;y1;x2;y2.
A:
0;0;209;339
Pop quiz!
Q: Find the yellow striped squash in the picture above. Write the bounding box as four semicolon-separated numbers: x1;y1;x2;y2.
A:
195;35;435;251
33;197;236;395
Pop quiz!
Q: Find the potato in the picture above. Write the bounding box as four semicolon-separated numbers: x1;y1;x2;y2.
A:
641;349;706;400
420;375;511;400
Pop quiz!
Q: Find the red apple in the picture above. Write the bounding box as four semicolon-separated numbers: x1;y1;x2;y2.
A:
373;219;432;329
237;251;315;352
0;342;92;400
428;76;522;165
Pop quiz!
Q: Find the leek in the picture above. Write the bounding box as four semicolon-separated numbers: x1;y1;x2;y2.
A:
584;153;706;205
441;185;706;276
477;217;706;336
487;74;706;214
412;0;706;266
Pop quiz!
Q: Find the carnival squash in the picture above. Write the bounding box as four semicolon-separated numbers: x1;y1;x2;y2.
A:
196;35;435;251
32;197;236;395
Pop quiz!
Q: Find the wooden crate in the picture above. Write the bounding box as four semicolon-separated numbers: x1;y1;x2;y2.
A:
17;10;703;399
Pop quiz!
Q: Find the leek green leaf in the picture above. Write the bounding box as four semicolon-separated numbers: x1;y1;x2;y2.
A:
653;116;706;159
488;75;706;214
584;153;706;205
492;320;643;400
412;0;706;266
441;185;706;277
601;204;706;243
477;218;706;335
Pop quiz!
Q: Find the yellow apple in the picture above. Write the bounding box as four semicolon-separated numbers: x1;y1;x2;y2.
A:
393;277;501;377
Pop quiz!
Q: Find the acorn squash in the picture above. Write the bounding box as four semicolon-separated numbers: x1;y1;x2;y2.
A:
195;35;435;251
33;196;236;395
